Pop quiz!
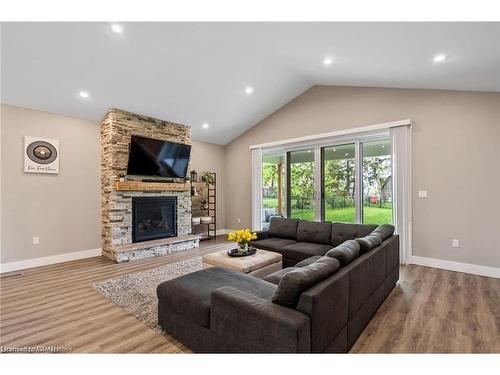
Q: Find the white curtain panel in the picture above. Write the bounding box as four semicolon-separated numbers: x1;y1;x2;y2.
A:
251;148;263;231
391;125;413;264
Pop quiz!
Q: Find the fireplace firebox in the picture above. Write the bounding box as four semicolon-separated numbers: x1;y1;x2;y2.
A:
132;196;177;243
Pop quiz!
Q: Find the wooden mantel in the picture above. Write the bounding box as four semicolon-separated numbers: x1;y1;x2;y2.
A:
115;180;190;192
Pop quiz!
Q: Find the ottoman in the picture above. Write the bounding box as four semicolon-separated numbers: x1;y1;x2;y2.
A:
202;248;282;278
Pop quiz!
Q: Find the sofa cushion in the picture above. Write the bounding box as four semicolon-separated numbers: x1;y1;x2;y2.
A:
296;220;332;245
157;267;277;328
264;267;299;285
371;224;395;241
249;238;297;253
268;217;300;240
330;222;378;247
295;256;322;267
356;234;382;255
272;257;340;308
281;242;333;262
325;240;360;267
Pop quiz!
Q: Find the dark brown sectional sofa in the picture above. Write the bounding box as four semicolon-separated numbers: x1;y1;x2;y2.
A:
157;217;399;353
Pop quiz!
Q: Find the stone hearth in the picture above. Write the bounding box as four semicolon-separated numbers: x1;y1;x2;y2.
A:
101;108;198;262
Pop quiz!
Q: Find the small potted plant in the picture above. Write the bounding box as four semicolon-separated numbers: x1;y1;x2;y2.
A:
227;229;257;255
201;171;215;184
118;172;127;182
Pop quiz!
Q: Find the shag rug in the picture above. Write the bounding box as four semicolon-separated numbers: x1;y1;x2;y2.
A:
93;257;203;333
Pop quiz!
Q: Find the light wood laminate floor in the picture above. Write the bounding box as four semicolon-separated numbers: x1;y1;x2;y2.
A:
1;237;499;353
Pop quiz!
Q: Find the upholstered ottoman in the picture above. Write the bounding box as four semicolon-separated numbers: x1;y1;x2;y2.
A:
202;248;282;279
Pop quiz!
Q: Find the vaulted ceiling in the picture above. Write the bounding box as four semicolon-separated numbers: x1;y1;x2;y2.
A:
2;22;499;144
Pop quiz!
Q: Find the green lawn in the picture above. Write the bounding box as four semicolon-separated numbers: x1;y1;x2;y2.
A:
263;197;392;225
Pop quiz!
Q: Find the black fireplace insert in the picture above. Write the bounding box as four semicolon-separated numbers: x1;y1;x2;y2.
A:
132;196;177;243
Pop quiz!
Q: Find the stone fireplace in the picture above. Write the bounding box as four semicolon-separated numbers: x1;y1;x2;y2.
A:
101;108;199;262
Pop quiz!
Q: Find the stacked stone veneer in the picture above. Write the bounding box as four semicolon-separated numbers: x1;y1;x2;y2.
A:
101;108;197;262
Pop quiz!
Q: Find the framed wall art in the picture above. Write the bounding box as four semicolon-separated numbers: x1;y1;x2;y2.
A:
24;136;60;174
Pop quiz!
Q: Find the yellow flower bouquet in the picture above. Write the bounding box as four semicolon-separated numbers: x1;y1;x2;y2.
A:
227;229;257;254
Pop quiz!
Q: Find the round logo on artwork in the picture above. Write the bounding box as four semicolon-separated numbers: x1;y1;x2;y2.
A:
26;141;58;164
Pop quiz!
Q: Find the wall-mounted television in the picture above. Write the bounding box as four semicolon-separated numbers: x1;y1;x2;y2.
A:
126;135;191;179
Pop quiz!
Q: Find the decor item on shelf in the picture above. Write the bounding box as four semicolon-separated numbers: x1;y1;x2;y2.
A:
190;170;198;182
201;171;215;184
200;198;208;210
191;217;201;225
200;216;212;224
24;136;59;174
227;229;258;255
191;184;199;197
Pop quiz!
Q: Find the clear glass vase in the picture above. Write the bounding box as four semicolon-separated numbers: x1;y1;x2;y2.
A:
238;242;249;254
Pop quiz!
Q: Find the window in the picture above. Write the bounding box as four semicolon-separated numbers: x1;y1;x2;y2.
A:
362;139;393;225
261;139;393;225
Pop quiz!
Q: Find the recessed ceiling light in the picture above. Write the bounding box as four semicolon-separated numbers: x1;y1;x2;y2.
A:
345;153;349;156
111;24;123;33
79;91;89;99
323;57;334;66
202;123;209;129
433;54;447;63
245;87;254;95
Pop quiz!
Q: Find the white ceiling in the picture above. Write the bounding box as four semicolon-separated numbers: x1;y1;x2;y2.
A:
2;22;499;144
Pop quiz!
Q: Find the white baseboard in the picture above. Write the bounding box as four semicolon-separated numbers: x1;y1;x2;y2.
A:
0;248;102;274
410;255;500;279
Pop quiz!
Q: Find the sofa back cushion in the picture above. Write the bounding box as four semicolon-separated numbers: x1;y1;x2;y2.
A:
371;224;395;241
268;217;300;240
356;234;382;255
330;222;377;247
296;220;332;244
325;240;360;267
272;257;340;308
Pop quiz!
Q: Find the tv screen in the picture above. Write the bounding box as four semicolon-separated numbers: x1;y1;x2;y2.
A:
126;135;191;179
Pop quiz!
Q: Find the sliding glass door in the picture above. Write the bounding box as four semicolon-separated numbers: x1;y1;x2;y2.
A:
261;153;286;229
322;144;356;222
287;149;317;220
261;138;393;225
362;139;393;224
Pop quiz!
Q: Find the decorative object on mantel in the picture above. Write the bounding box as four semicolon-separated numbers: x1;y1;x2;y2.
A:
190;170;198;182
24;136;59;174
118;172;127;182
227;229;258;255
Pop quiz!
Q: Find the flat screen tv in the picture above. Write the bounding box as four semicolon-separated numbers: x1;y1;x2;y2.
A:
126;135;191;179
